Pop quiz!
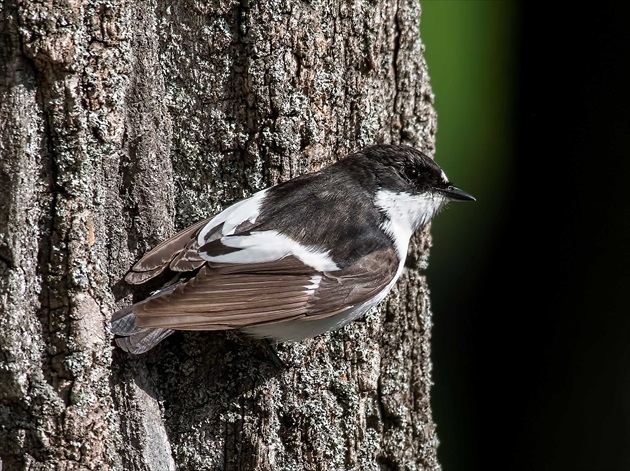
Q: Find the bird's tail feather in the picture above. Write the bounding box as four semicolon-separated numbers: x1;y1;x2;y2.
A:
111;305;175;354
111;283;182;354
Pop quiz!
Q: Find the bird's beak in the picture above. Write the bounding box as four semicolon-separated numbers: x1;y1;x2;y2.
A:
435;184;476;202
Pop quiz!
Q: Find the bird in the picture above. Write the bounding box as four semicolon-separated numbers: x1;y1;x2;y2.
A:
111;144;475;354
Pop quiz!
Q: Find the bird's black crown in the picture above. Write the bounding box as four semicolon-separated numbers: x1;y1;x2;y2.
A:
336;144;449;195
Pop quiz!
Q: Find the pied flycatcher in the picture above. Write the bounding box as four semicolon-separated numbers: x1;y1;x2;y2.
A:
112;144;474;354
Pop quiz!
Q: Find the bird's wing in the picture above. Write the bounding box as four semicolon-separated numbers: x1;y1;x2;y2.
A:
124;217;212;284
131;247;399;331
124;189;270;284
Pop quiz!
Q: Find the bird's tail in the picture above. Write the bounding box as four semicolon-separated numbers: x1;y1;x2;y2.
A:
111;305;175;354
111;280;184;354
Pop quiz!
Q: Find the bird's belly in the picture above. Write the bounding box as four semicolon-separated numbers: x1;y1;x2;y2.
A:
241;286;392;342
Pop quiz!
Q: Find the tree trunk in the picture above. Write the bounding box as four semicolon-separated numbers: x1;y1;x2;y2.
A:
0;0;440;469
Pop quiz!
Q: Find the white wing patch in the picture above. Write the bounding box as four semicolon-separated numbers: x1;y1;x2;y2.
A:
197;188;269;243
306;275;323;293
201;230;340;271
196;188;339;272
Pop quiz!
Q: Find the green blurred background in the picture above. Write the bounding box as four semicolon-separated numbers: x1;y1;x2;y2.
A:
421;1;629;470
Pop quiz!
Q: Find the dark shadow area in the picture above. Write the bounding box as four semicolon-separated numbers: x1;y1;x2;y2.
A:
425;2;630;470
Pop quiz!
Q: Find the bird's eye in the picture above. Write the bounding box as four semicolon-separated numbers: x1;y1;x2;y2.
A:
405;166;419;180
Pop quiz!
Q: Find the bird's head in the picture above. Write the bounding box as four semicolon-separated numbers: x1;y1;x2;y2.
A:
347;145;475;232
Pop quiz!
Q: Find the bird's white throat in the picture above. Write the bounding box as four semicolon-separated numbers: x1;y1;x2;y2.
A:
375;189;445;258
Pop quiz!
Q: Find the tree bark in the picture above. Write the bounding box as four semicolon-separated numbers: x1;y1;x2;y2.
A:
0;0;440;469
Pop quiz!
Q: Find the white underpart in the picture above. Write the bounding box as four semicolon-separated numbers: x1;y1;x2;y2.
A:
197;188;269;243
202;230;340;271
374;189;446;259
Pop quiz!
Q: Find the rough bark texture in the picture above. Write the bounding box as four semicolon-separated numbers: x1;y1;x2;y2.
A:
0;0;439;469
